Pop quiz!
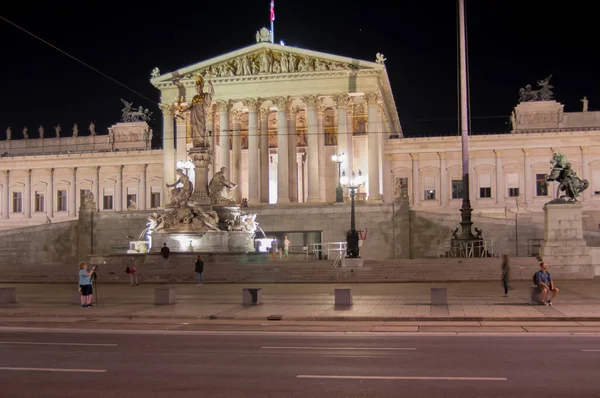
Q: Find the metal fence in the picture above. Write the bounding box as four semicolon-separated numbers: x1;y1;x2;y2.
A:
439;239;495;258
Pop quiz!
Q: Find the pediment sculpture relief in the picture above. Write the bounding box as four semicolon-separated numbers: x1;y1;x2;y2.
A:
191;50;358;79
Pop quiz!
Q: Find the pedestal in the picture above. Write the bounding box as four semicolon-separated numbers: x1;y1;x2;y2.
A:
540;201;591;266
189;148;213;206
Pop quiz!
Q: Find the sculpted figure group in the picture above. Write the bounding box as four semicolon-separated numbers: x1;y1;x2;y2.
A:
545;152;589;200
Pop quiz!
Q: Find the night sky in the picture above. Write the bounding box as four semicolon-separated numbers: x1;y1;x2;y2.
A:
0;1;597;142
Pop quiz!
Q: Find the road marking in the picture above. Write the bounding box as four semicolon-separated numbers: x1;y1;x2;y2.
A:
0;341;118;347
262;346;416;350
0;367;106;373
581;349;600;352
297;375;507;381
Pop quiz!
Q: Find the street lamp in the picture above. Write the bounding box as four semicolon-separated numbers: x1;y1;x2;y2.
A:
331;152;345;203
340;170;364;258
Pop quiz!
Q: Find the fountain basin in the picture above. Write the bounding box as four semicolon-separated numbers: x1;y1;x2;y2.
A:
150;231;254;253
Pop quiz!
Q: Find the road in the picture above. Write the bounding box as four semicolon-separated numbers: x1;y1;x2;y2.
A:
0;328;599;397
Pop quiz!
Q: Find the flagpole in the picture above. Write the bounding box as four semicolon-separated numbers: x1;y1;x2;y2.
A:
270;1;275;43
271;19;274;43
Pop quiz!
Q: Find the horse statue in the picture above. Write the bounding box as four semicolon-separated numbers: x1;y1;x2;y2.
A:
545;152;589;200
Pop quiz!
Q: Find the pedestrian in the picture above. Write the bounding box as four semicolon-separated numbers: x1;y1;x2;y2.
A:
195;255;204;286
128;257;139;286
271;239;278;262
501;255;512;296
161;242;171;270
283;235;291;261
535;262;559;306
78;261;96;308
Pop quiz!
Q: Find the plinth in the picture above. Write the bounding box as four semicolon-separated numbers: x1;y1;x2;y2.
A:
540;201;591;266
189;147;213;206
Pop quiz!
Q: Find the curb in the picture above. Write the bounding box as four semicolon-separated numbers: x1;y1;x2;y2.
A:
2;313;600;322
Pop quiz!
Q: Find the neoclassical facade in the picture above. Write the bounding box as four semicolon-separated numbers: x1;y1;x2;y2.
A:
151;41;401;205
385;100;600;218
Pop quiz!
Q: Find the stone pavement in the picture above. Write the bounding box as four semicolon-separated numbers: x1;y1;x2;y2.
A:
1;281;600;323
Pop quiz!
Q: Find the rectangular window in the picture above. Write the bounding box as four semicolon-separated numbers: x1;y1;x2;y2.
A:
536;173;548;196
12;192;22;213
424;190;436;200
451;179;463;199
479;174;492;198
480;187;492;198
151;192;160;208
508;187;520;197
423;176;435;200
57;190;67;211
35;191;45;212
103;195;113;210
127;194;137;210
594;171;600;195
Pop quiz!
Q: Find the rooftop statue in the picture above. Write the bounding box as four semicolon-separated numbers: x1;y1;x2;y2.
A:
545;152;589;201
518;75;554;102
121;99;153;123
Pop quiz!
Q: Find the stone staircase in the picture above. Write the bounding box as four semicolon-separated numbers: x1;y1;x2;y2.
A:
0;254;594;283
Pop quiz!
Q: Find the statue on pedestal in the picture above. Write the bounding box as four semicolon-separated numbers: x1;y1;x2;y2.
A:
23;126;28;140
176;75;214;148
545;152;589;201
89;122;96;136
81;190;96;210
54;125;61;138
581;96;589;112
209;167;238;204
166;168;193;207
5;127;11;141
73;123;79;137
38;125;44;139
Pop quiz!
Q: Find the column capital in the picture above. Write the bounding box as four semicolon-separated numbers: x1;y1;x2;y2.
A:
231;109;245;122
523;148;531;156
119;165;124;172
581;146;590;154
243;98;261;112
143;164;148;171
438;152;446;160
366;92;381;105
334;93;350;108
216;100;231;113
274;96;290;110
259;107;270;121
494;149;503;157
346;105;354;117
50;168;55;175
159;103;176;117
303;95;318;109
410;153;419;161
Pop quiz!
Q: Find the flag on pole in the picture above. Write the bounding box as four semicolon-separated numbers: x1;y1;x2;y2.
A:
270;0;275;22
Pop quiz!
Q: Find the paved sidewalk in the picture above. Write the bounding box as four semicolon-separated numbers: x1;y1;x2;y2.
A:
1;281;600;322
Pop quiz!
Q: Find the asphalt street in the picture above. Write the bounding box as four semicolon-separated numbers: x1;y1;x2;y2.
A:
0;329;599;397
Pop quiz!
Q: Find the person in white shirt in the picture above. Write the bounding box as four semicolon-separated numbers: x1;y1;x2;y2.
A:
283;236;291;261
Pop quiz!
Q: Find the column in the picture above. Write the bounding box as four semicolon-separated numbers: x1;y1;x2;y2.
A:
304;95;320;202
69;167;77;217
288;106;298;203
275;96;290;204
95;166;100;211
231;110;242;202
206;106;215;179
217;100;231;180
159;104;175;204
581;146;591;202
245;99;260;205
495;150;504;205
47;168;54;218
346;102;354;180
523;149;532;205
1;171;8;219
366;93;382;201
140;164;147;210
411;153;420;207
317;100;326;202
439;153;448;207
335;94;350;185
24;169;31;218
116;165;123;211
175;117;187;166
259;107;270;203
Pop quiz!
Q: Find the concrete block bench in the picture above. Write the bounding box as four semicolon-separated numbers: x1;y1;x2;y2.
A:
0;287;16;304
155;287;176;305
242;288;262;305
334;288;353;306
430;288;448;305
530;286;542;305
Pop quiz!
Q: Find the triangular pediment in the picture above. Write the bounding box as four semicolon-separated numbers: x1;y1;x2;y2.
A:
151;42;384;84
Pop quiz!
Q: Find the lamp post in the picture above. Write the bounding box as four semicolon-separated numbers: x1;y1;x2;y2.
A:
340;170;364;258
331;152;345;203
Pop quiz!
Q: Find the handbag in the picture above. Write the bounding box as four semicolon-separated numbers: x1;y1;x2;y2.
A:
125;266;130;274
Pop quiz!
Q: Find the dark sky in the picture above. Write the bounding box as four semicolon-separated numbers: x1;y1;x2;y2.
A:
0;1;597;142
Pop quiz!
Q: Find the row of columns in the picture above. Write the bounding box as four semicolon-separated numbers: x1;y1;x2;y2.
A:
408;146;594;206
0;165;149;219
161;92;385;205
